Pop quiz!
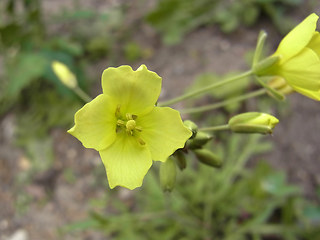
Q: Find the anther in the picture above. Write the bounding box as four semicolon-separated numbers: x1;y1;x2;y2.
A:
115;104;121;118
117;120;125;126
126;129;133;136
126;113;133;120
137;138;145;146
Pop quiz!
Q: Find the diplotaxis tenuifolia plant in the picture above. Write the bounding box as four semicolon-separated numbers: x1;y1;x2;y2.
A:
53;13;320;191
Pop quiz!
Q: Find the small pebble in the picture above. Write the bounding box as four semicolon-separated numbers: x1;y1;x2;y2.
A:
5;229;28;240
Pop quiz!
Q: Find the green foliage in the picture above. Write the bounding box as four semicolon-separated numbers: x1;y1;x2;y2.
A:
146;0;304;45
0;0;44;49
5;53;48;97
0;1;132;147
51;6;127;60
0;1;130;113
15;88;81;138
14;88;81;184
63;135;320;239
124;42;144;62
62;168;77;184
146;0;217;45
0;0;82;112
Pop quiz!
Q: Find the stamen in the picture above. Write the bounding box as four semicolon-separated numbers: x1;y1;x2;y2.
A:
126;113;133;120
126;129;133;136
137;138;145;145
115;104;121;118
116;113;142;136
135;126;143;132
117;120;125;126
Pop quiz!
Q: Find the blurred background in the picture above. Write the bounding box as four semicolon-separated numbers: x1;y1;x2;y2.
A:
0;0;320;239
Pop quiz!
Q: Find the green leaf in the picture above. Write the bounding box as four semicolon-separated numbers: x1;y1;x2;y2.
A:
6;0;15;15
303;205;320;222
62;219;99;232
242;5;259;26
0;22;23;47
6;52;48;97
261;172;300;197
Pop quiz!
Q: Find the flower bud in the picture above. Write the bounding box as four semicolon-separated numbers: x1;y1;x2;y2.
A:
187;131;213;150
52;61;78;89
228;112;279;134
174;150;187;170
160;157;176;192
194;149;222;168
184;120;198;138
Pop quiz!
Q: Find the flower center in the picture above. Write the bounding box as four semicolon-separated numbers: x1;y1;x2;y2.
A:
115;105;145;145
126;120;136;131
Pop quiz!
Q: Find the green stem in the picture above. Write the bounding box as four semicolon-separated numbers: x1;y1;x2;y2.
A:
199;124;230;132
158;70;253;106
74;87;92;103
181;88;267;114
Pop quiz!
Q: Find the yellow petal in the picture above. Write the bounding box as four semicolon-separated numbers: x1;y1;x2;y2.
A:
274;13;319;63
138;107;192;162
100;133;152;189
308;31;320;57
101;65;162;116
290;86;320;101
281;48;320;90
68;94;117;151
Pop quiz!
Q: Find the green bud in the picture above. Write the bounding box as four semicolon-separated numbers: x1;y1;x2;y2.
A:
228;112;279;134
160;157;177;192
253;55;280;75
174;150;187;170
184;120;198;138
187;131;213;150
194;149;222;168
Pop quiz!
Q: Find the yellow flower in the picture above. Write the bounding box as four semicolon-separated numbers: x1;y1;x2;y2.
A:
257;13;320;100
68;65;192;189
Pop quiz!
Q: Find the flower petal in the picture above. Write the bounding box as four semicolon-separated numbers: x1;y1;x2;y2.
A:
275;13;319;63
101;65;162;116
68;94;117;151
280;47;320;90
290;86;320;101
100;133;152;189
308;31;320;57
138;107;192;162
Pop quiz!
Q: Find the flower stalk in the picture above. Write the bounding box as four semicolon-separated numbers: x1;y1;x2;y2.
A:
181;88;267;114
199;124;230;132
158;70;253;106
73;86;93;103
